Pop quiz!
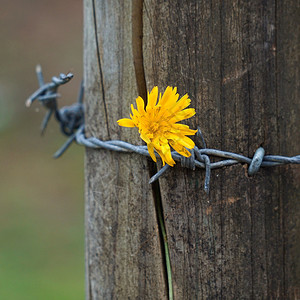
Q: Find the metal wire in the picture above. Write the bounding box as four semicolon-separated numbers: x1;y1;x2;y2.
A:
26;66;300;193
73;126;300;192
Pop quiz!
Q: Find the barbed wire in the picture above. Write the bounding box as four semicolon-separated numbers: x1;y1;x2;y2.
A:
26;66;300;193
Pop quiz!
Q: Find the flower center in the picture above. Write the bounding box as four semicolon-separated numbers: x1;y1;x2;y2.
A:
149;122;160;133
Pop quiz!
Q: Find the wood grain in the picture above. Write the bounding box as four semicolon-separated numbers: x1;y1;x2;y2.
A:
84;1;166;298
84;0;299;298
143;0;299;298
277;1;300;298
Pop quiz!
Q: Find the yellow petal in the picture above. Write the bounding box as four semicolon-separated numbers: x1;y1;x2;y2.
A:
160;142;175;166
136;96;146;115
158;86;176;106
140;132;151;144
152;137;162;150
156;149;166;166
161;141;170;155
176;135;195;149
147;143;157;162
169;94;191;114
117;118;135;127
172;124;197;136
166;132;194;148
131;104;140;118
155;148;175;166
169;108;196;123
146;86;158;110
169;140;191;157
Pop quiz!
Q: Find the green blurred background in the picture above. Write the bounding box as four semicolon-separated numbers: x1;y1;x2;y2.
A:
0;0;85;299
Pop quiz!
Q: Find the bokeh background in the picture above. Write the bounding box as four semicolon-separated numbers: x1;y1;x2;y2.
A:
0;0;85;299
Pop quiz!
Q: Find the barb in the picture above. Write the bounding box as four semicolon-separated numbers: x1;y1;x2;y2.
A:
26;65;75;135
73;126;300;192
26;66;84;154
26;67;300;193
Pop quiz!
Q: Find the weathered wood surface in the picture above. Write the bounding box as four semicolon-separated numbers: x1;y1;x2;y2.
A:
84;0;299;299
84;1;166;299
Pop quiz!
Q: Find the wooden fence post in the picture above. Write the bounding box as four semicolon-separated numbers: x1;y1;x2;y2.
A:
84;1;299;299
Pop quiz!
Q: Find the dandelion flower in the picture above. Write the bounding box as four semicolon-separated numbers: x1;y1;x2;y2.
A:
117;86;197;166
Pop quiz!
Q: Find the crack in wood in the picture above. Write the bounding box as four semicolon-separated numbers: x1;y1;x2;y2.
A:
132;0;147;101
148;161;171;299
132;1;172;298
91;0;110;138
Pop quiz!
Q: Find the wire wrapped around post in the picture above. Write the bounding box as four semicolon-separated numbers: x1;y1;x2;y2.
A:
26;66;300;193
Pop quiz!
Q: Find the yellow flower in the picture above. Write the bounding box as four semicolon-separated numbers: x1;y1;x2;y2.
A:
117;86;197;166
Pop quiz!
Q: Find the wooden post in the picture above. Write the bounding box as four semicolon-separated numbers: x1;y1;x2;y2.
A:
84;1;299;299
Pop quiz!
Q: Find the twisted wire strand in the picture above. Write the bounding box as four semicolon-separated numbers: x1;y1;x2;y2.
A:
72;125;300;193
27;67;300;193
